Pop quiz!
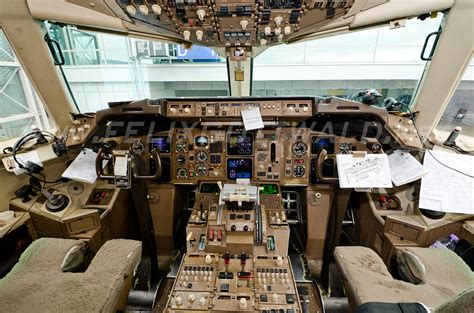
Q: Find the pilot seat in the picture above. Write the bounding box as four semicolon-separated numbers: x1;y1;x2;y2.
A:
0;237;141;312
334;246;474;312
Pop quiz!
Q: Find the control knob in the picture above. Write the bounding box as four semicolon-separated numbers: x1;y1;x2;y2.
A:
188;294;196;302
239;297;248;310
231;225;236;232
196;9;205;21
272;293;279;302
274;16;283;27
151;4;161;15
183;30;191;41
175;295;182;306
199;297;206;307
240;19;249;30
196;30;203;41
138;4;149;15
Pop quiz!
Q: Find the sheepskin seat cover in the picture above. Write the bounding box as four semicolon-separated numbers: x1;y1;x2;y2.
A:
334;246;474;311
0;238;141;312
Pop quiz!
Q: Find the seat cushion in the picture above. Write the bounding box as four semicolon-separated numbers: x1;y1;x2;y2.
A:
0;238;141;313
334;246;474;310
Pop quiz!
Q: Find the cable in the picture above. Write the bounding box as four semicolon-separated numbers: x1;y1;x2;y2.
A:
404;105;474;178
27;173;65;184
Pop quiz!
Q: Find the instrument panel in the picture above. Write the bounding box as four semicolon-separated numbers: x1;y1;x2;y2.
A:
148;127;372;186
110;1;355;49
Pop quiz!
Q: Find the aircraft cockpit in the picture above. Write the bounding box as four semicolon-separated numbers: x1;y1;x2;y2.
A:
0;1;472;312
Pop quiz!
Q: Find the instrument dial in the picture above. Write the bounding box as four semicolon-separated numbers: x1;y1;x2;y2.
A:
196;164;207;176
176;154;186;165
292;142;307;157
293;165;306;177
131;140;145;155
176;141;187;153
257;153;267;161
339;143;352;154
177;168;188;179
196;150;208;163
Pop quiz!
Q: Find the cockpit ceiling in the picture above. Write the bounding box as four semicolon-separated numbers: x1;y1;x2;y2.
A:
111;0;354;48
26;0;454;53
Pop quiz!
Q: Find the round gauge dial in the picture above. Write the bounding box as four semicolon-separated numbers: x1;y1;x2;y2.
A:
196;150;208;163
176;141;187;153
339;143;352;154
292;142;307;157
176;154;186;165
131;140;145;155
196;164;207;176
293;165;306;177
177;168;188;179
257;153;267;161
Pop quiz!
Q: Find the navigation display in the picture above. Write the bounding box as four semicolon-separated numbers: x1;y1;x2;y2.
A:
311;136;334;154
227;158;253;180
227;133;253;155
150;136;171;153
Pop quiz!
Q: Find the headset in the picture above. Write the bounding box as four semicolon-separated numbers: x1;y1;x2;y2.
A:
10;128;67;174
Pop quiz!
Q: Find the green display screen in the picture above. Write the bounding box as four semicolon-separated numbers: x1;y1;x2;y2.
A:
260;184;279;195
200;183;220;193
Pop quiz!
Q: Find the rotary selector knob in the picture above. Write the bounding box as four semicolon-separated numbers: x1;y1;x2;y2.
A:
274;27;281;36
126;5;136;16
175;296;182;306
184;107;191;113
240;19;249;30
151;4;161;15
188;294;196;302
205;254;212;264
197;9;206;21
284;26;292;36
199;297;206;307
196;30;203;41
138;4;149;15
264;26;271;36
239;297;248;310
276;256;283;266
272;293;279;302
183;30;191;41
274;16;283;27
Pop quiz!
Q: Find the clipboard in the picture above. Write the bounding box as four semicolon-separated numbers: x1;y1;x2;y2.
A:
336;152;393;189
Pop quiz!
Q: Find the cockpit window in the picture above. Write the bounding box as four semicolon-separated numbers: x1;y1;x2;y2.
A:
0;29;52;142
435;56;473;144
46;23;229;113
252;14;443;109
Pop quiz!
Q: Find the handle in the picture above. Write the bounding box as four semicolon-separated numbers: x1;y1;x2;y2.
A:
132;149;162;180
316;149;338;183
420;30;441;61
44;35;65;66
95;147;114;180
